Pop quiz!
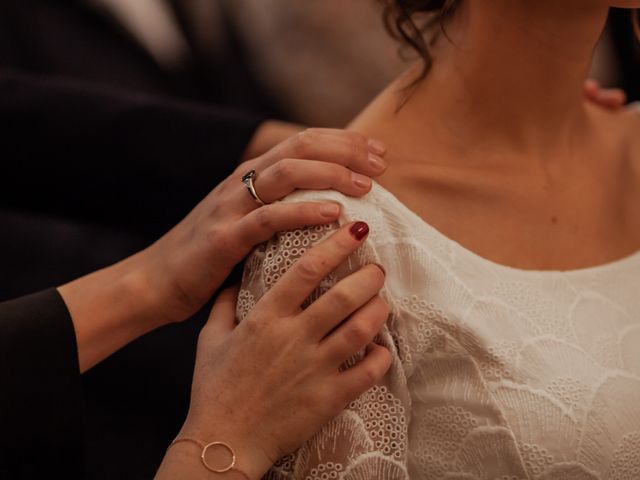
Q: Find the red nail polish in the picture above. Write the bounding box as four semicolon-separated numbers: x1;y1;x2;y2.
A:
350;222;369;241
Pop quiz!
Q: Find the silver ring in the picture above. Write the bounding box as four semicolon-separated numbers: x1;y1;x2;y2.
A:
241;169;267;205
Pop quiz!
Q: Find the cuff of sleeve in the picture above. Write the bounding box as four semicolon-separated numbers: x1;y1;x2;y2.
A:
0;288;85;476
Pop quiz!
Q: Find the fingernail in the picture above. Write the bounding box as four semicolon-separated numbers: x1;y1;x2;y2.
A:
352;172;372;189
320;203;340;218
369;153;387;173
350;221;369;241
368;138;387;156
374;263;386;276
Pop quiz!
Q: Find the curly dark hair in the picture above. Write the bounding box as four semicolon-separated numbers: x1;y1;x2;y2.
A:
382;1;640;86
381;0;462;83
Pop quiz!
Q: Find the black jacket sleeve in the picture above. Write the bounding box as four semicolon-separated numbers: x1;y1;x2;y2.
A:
0;289;85;478
0;70;265;234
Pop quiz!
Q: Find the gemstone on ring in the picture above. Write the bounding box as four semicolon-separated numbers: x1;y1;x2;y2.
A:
241;169;267;205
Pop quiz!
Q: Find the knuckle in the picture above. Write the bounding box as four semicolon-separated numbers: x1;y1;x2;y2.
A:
364;264;386;289
304;202;330;222
305;127;324;136
360;365;380;388
243;316;261;336
293;129;318;155
344;322;370;347
291;130;307;148
334;165;352;185
253;206;274;230
304;202;323;218
333;230;355;251
348;130;368;148
272;158;296;182
197;324;211;346
343;369;377;401
294;254;325;282
331;287;354;311
347;133;368;161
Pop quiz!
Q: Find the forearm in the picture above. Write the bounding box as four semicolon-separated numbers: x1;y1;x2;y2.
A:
57;249;164;373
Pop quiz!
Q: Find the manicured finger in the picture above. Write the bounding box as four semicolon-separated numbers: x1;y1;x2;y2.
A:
202;286;240;341
584;79;626;110
320;295;389;364
307;128;387;157
300;264;385;341
260;222;370;315
336;343;392;401
256;128;387;179
232;201;342;249
584;78;601;96
594;89;626;109
253;158;373;204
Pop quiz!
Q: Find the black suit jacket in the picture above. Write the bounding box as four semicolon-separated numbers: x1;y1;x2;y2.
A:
0;70;263;234
0;0;280;235
0;290;84;478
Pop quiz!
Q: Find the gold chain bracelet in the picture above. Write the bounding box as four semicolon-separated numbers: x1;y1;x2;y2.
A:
168;437;251;480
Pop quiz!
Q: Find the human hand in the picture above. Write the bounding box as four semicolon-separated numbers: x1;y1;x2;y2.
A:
584;79;627;110
142;129;388;325
158;222;391;480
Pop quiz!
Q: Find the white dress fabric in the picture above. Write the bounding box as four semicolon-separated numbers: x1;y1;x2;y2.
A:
237;182;640;480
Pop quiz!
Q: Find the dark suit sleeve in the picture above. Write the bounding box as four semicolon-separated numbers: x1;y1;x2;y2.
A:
0;289;85;478
0;70;265;234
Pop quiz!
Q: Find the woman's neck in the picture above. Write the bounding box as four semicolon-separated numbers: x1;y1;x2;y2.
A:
391;0;611;163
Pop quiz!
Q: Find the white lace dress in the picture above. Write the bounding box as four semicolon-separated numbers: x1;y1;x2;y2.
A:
237;183;640;480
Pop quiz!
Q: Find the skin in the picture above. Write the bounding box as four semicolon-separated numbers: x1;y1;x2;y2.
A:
583;79;627;109
54;129;393;478
58;128;388;372
350;0;640;271
156;224;392;479
53;8;631;471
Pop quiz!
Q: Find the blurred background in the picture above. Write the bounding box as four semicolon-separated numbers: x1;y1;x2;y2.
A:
0;1;638;478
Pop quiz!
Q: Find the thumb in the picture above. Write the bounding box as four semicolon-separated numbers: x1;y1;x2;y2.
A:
205;285;240;340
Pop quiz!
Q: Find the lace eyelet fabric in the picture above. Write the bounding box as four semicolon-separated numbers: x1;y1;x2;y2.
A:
237;185;640;480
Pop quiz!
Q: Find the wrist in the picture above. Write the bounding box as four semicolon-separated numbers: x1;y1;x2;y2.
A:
177;419;275;480
162;441;260;480
135;236;218;326
58;252;166;372
121;252;170;330
126;247;180;327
